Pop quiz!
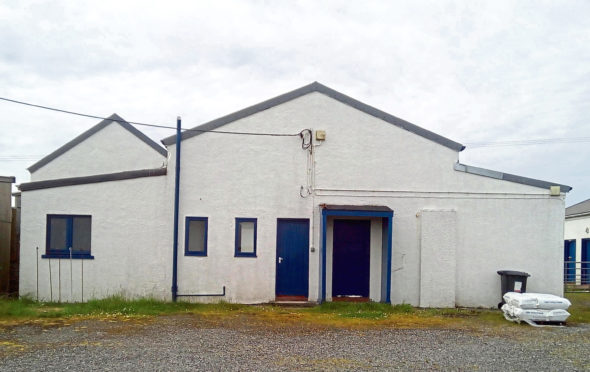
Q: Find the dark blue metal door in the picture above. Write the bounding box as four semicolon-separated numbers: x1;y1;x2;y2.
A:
333;219;370;297
564;240;576;282
276;219;309;297
582;239;589;285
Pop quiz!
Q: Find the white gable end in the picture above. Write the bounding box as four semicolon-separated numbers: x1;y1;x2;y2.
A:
30;120;166;182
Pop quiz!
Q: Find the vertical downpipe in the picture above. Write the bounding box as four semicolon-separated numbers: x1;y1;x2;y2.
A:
172;116;181;302
69;247;73;302
36;247;39;301
49;259;53;302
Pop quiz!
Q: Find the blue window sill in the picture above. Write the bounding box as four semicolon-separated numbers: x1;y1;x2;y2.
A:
42;254;94;260
185;251;207;257
234;253;257;258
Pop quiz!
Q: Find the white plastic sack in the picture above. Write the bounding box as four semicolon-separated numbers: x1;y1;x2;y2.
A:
503;292;571;310
501;304;570;323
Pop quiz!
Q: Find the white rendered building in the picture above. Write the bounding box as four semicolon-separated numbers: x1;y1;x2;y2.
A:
19;83;571;307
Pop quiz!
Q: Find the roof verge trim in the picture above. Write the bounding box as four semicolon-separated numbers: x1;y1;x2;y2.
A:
161;82;465;151
28;113;167;173
19;167;166;191
454;162;572;192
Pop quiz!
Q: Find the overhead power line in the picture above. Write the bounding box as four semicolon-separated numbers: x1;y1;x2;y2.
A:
0;95;586;145
465;137;590;148
0;96;300;137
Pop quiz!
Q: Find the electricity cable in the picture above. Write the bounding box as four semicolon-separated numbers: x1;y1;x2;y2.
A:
2;96;587;145
0;96;300;137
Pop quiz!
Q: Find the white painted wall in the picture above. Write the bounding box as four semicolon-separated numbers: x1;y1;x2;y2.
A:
19;90;567;307
169;92;565;307
31;122;166;181
419;209;457;308
564;215;590;283
19;175;172;301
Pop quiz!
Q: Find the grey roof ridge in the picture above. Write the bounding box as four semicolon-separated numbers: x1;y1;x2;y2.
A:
18;167;167;191
28;113;167;173
454;162;572;192
161;81;465;151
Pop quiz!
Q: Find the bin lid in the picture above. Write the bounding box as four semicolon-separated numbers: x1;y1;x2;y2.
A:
497;270;530;276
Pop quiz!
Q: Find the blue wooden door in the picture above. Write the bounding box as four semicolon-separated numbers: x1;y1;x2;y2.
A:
564;240;576;282
582;239;589;285
276;219;309;297
333;219;371;297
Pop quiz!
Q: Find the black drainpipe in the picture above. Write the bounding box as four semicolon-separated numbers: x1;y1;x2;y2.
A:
171;116;181;302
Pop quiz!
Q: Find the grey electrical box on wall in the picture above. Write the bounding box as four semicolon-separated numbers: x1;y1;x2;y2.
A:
315;130;326;140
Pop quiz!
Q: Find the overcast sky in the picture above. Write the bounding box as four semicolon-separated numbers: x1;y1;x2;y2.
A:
1;0;589;206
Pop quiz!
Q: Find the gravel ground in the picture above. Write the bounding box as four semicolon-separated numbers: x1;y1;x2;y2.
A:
0;314;589;371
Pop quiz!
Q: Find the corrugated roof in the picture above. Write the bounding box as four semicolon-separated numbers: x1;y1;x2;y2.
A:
161;82;465;152
566;198;590;217
28;114;167;173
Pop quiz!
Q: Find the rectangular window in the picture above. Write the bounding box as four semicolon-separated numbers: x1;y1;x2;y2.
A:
235;218;257;257
45;215;93;259
185;217;208;256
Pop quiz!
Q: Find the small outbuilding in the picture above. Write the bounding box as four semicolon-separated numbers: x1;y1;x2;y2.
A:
18;82;571;307
564;199;590;285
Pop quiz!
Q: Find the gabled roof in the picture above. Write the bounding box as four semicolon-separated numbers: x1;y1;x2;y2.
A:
454;162;572;192
28;114;167;173
161;82;465;151
566;198;590;217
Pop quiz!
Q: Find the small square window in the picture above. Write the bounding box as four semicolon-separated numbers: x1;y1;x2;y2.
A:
44;215;93;259
185;217;208;256
235;218;257;257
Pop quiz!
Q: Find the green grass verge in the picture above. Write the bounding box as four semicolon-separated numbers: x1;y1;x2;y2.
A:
565;292;590;324
0;296;221;319
0;293;586;325
307;302;414;319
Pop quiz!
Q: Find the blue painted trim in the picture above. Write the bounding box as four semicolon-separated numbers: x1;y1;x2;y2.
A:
184;217;208;257
386;214;393;303
171;117;181;302
321;210;327;303
235;218;257;257
42;254;94;260
46;214;92;257
323;209;393;218
320;207;394;303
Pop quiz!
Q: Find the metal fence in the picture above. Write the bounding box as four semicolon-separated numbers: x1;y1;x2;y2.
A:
564;260;590;292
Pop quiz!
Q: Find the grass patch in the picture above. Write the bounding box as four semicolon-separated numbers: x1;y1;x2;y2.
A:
308;302;414;319
0;296;208;320
0;293;586;328
565;292;590;324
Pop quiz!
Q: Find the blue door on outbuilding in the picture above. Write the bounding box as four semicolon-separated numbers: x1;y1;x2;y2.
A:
332;219;371;297
564;239;576;283
276;219;309;297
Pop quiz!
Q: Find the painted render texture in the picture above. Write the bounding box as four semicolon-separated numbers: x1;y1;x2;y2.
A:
30;119;166;182
19;85;567;307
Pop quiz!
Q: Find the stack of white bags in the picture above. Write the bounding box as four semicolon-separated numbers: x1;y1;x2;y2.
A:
501;292;571;326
